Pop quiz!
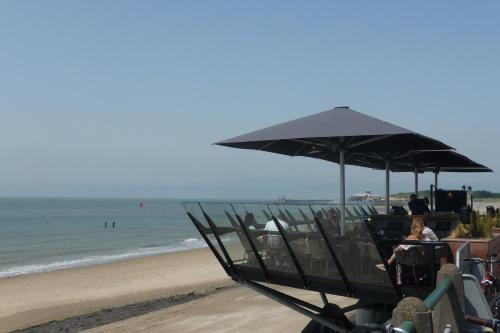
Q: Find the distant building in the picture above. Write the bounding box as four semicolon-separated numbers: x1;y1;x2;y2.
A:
350;190;382;202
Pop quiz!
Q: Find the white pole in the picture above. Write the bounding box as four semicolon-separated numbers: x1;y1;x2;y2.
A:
385;160;390;214
340;149;345;235
414;168;419;198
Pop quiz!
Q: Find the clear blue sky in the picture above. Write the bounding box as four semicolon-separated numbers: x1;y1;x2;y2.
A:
1;1;499;199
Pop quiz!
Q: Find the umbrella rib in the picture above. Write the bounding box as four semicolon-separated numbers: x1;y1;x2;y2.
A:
363;152;386;161
345;136;358;147
391;151;420;160
291;138;326;147
316;137;339;151
257;140;278;150
346;135;395;149
291;141;310;157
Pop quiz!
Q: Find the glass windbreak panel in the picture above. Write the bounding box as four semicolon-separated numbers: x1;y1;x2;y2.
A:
350;206;361;217
182;202;226;265
369;204;379;214
344;206;355;218
232;203;269;230
309;205;341;239
232;203;298;275
346;205;366;222
229;203;269;270
199;203;255;268
357;205;370;216
274;204;314;232
267;204;342;280
309;204;393;288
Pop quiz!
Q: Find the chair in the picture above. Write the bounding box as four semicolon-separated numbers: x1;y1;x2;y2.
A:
395;246;433;292
308;238;329;277
263;233;290;270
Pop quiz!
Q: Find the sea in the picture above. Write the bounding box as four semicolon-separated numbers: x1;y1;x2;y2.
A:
0;198;205;278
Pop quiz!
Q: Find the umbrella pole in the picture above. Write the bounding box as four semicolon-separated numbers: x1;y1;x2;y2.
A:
414;169;419;198
385;160;390;214
434;171;439;189
340;149;345;235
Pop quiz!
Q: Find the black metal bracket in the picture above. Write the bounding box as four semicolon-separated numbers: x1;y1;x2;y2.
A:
186;212;231;276
231;207;271;282
365;220;403;299
308;205;354;296
199;204;237;274
238;278;352;333
268;205;309;289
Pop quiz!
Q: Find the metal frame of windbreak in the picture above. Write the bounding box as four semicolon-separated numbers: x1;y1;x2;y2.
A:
184;203;381;332
185;202;402;305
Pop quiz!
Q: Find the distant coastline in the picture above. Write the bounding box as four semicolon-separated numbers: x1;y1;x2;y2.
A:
392;190;500;200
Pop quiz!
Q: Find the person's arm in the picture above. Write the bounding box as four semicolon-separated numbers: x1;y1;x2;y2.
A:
423;227;438;241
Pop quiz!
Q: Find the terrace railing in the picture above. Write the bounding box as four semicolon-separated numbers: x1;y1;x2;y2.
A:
183;201;460;332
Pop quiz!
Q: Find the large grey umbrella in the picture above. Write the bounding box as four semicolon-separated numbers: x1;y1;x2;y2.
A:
339;150;491;195
388;150;492;191
216;106;453;231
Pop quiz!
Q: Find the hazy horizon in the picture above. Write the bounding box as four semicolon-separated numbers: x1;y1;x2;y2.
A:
1;1;498;199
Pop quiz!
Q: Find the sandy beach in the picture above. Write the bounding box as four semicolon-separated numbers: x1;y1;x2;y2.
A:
0;248;357;333
0;248;231;333
82;285;356;333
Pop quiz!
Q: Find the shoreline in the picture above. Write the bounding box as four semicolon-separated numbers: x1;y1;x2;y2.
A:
0;248;232;333
0;243;208;279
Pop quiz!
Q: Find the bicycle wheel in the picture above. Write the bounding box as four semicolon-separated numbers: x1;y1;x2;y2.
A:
489;293;500;319
485;285;495;304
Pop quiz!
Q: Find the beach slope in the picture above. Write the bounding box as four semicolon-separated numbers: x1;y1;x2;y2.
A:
0;248;230;333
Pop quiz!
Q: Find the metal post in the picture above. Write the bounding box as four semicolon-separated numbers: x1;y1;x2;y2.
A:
340;149;346;235
320;292;328;306
385;160;390;214
430;185;434;213
434;171;439;189
270;213;308;288
239;278;350;333
232;210;270;282
310;211;353;295
414;168;419;198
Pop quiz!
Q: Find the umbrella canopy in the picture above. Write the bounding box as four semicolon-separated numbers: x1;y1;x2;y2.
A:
388;150;492;190
331;150;492;173
217;106;453;167
349;149;492;197
216;106;455;228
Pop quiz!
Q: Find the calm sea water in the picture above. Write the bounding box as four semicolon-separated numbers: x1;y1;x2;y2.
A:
0;198;204;278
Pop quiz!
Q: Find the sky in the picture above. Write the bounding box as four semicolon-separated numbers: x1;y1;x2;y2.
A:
0;1;499;199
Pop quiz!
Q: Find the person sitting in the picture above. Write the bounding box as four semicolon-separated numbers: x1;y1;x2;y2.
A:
408;194;430;215
262;218;290;268
417;216;438;241
327;209;340;233
244;212;258;230
264;218;289;232
376;218;431;271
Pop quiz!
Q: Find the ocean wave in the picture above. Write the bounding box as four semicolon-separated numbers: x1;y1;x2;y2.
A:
0;239;207;278
183;238;199;242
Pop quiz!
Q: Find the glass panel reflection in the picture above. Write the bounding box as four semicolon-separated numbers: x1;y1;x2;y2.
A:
267;204;342;280
198;203;249;267
182;202;226;265
310;204;392;288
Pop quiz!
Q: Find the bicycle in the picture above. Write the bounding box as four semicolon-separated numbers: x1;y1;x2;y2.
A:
466;314;500;332
463;252;500;318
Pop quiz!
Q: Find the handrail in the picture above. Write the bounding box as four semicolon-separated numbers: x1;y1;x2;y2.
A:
423;277;452;310
396;276;454;333
455;241;471;273
398;321;414;333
